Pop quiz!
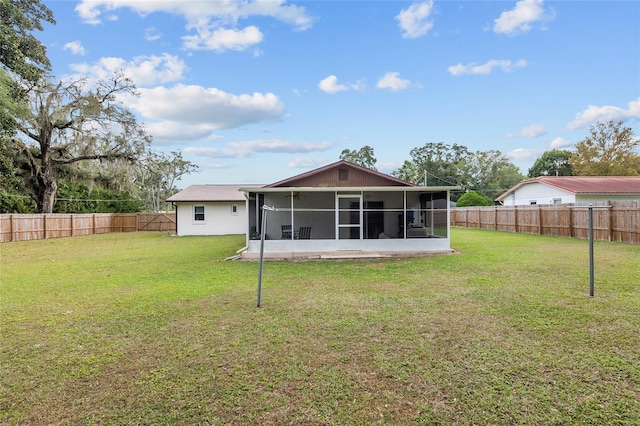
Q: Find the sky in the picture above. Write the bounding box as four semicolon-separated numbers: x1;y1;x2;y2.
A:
39;0;640;188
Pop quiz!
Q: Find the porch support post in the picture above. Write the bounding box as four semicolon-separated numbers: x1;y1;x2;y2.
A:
403;190;407;239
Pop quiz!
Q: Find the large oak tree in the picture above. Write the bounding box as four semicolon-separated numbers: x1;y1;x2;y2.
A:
11;73;151;213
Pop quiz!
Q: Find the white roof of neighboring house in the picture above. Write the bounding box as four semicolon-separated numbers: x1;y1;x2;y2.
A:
166;184;263;202
496;176;640;201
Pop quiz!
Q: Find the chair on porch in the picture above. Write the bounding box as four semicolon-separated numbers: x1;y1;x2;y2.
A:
296;226;311;239
281;224;292;239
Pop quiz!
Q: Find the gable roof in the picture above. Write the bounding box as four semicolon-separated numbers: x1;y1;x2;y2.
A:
264;160;416;188
166;184;262;202
495;176;640;201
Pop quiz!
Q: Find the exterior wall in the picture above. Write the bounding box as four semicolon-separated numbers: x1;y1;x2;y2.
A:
285;168;403;187
175;202;246;236
575;194;640;204
501;183;574;206
246;237;452;255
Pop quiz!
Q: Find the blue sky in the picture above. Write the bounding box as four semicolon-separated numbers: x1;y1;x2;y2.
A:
40;0;640;187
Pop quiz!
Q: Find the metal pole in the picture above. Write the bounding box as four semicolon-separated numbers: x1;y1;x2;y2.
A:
588;205;594;297
257;205;267;307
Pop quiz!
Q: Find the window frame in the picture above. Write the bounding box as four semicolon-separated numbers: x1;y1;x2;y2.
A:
194;205;205;222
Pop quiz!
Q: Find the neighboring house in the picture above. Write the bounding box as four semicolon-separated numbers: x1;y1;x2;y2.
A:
238;160;459;257
167;184;262;236
495;176;640;206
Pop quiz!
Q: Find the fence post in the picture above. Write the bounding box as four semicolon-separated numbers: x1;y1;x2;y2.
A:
537;206;542;235
514;207;518;233
10;214;14;242
43;214;47;239
606;201;613;241
568;205;573;238
494;206;498;231
70;214;74;237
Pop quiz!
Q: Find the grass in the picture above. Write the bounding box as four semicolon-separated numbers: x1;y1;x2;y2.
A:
1;229;639;425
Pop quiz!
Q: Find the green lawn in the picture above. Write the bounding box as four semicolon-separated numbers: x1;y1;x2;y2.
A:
1;229;638;425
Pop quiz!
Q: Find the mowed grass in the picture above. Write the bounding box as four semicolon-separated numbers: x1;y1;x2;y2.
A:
1;229;639;425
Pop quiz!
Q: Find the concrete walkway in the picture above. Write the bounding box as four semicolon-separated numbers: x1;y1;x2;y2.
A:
235;249;454;261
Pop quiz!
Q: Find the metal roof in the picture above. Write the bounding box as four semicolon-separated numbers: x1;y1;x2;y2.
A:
495;176;640;201
166;184;262;202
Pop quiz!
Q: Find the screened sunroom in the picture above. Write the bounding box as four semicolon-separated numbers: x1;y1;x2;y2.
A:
241;187;454;254
238;160;457;256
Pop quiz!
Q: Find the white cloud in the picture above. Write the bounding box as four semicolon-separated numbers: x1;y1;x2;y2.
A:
378;161;404;175
448;59;527;75
126;85;285;139
144;122;223;145
198;161;235;170
184;140;334;159
183;25;263;52
145;27;162;41
493;0;554;36
69;53;188;86
288;157;329;168
376;72;411;91
507;148;543;160
566;97;640;130
75;0;313;51
549;137;572;149
396;1;435;39
507;123;547;138
319;75;364;94
63;41;86;56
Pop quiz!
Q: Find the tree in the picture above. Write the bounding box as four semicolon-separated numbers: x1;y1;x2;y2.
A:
456;190;490;207
569;121;640;176
392;142;523;202
339;145;377;170
10;72;151;213
392;142;469;187
458;150;524;202
1;1;55;141
528;149;573;177
137;150;199;212
0;0;55;83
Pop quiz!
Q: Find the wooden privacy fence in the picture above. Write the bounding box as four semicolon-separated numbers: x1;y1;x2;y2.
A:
451;201;640;244
0;213;176;243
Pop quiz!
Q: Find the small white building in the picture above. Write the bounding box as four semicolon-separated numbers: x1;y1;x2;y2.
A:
166;184;262;236
495;176;640;206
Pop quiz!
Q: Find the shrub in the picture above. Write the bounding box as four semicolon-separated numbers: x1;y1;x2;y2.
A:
456;190;490;207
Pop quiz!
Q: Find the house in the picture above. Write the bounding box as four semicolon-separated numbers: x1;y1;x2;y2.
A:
167;184;262;236
238;160;459;257
495;176;640;206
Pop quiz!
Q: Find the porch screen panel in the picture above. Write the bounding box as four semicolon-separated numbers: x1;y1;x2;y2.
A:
292;191;334;240
363;191;404;239
293;210;334;240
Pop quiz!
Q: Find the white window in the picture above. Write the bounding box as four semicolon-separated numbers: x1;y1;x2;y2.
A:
231;204;238;215
194;205;205;221
552;198;562;205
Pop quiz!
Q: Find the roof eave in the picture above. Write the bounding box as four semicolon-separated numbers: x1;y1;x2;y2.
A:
240;185;460;193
